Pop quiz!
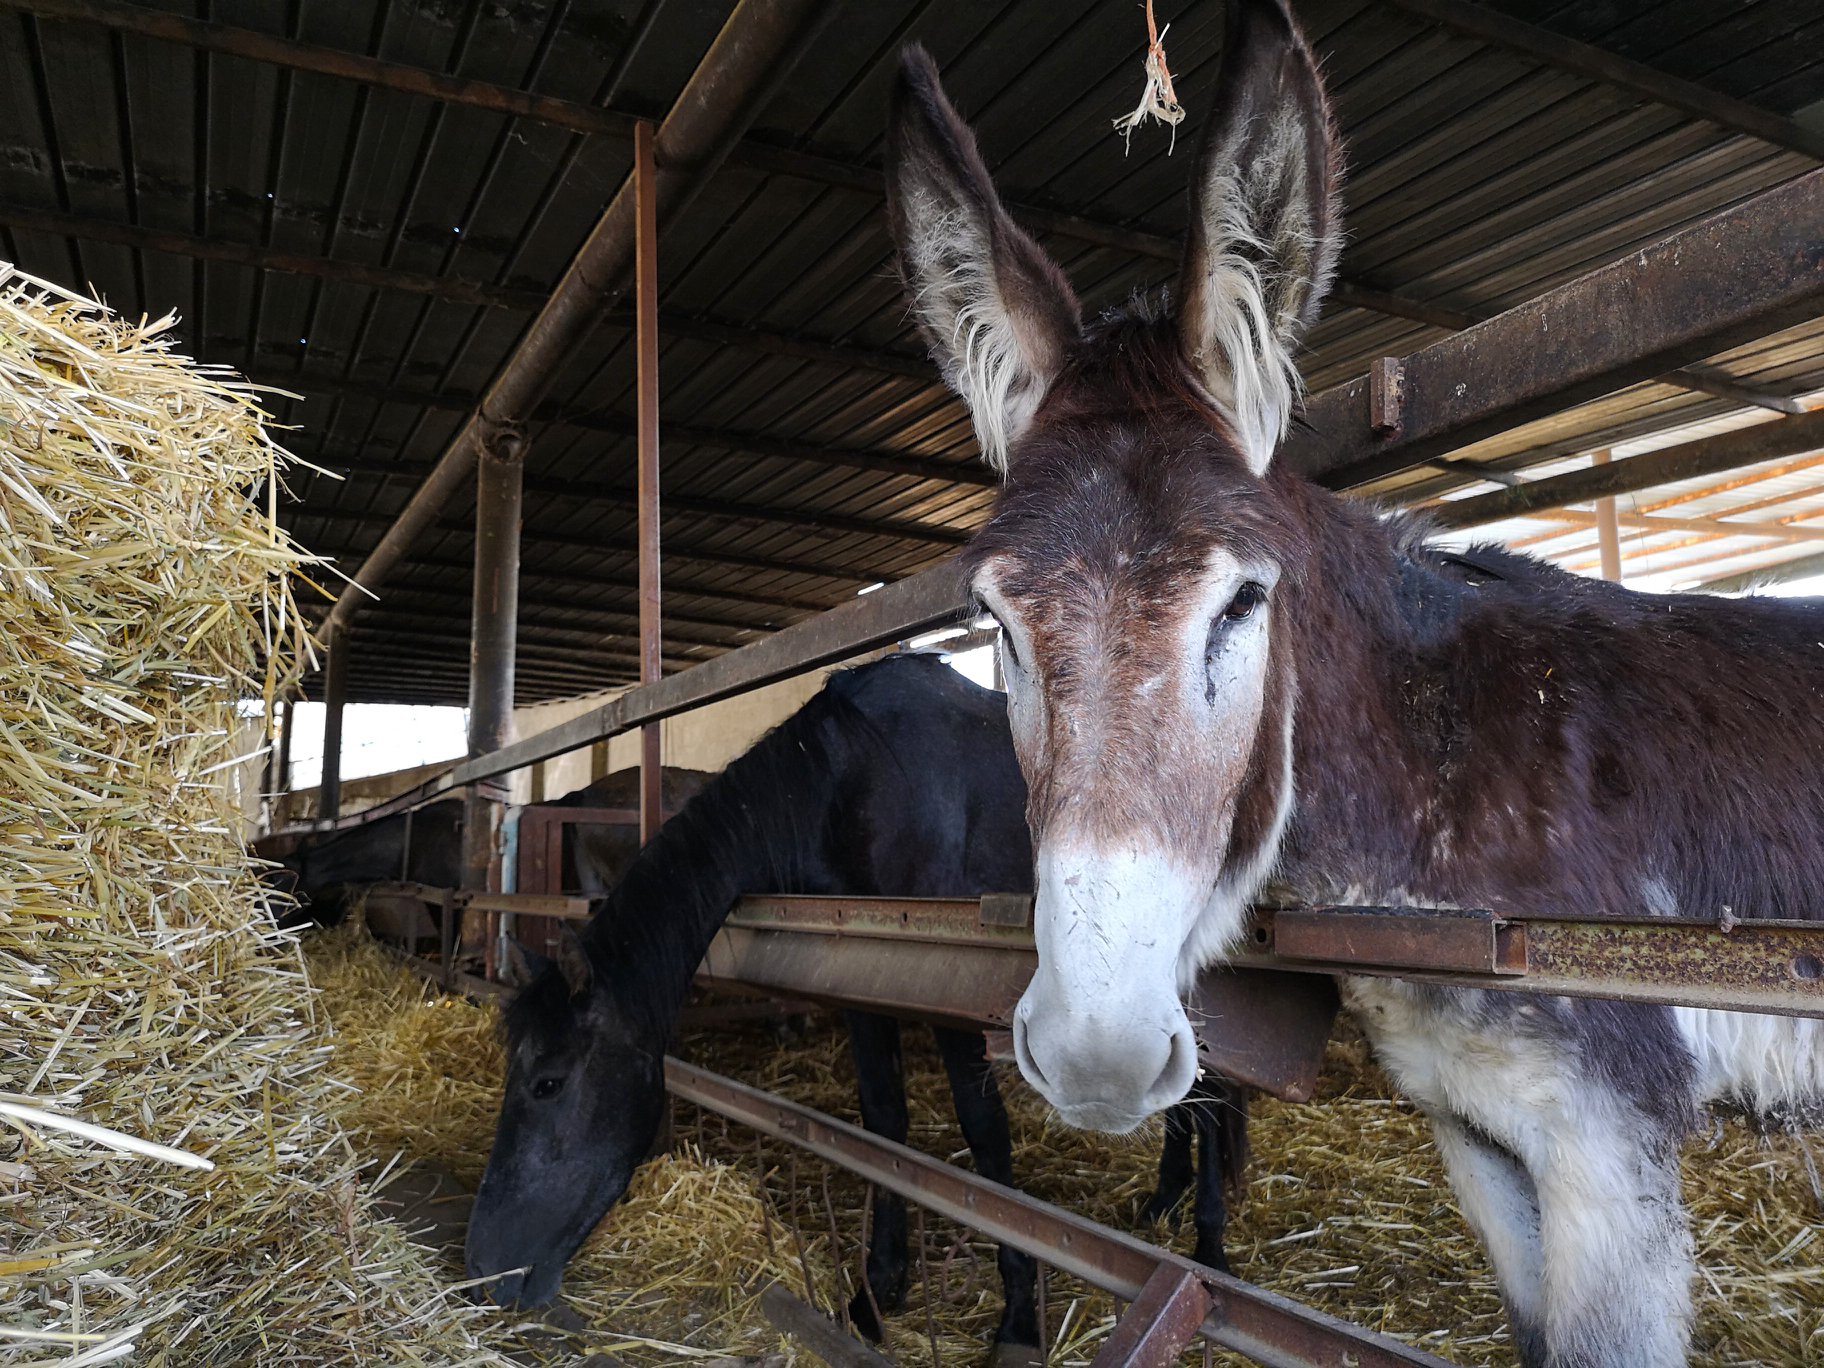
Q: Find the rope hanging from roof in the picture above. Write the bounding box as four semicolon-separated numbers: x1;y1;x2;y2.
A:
1112;0;1186;152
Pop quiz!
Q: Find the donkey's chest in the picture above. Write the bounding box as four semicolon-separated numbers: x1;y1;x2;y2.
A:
1339;977;1578;1141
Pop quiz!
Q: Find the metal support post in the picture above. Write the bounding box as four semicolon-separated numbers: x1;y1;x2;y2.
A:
1592;450;1622;581
319;627;349;821
465;426;525;968
635;118;664;844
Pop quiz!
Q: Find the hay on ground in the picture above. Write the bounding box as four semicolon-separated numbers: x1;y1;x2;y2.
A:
307;922;1824;1367
0;264;510;1364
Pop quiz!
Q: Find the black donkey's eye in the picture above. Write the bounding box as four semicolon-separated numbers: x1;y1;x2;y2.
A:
531;1076;565;1101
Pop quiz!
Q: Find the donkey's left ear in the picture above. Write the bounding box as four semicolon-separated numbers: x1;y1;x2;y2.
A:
1179;0;1342;475
886;45;1081;473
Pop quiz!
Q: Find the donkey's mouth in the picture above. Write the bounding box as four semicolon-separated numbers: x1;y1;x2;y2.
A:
1052;1100;1151;1135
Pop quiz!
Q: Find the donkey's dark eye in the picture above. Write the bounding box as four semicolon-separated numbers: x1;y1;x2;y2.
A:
531;1076;565;1101
1222;583;1265;622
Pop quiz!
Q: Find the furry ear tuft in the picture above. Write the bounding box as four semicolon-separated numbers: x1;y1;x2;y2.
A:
886;45;1081;472
1178;0;1342;475
553;927;595;1001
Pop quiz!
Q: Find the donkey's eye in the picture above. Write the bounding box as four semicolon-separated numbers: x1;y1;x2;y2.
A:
1222;583;1265;622
531;1076;565;1101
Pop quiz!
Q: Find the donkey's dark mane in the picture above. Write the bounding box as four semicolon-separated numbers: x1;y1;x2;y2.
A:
505;677;885;1047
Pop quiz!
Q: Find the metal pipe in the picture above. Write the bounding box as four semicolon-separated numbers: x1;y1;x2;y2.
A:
635;120;665;845
318;626;349;820
1592;450;1622;581
667;1059;1451;1368
462;428;525;929
320;0;837;640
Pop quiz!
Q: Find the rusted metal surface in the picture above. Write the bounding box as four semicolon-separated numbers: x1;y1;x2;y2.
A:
318;625;349;821
1430;410;1824;530
758;1282;896;1368
1286;170;1824;489
666;1059;1455;1368
1182;970;1339;1105
635;118;665;846
1368;358;1405;440
344;564;972;819
1264;907;1526;977
713;897;1334;1102
1090;1265;1216;1368
320;0;839;637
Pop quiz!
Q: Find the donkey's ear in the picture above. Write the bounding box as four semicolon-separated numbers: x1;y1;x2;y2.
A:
553;927;595;1001
886;45;1080;472
1179;0;1341;475
502;938;551;989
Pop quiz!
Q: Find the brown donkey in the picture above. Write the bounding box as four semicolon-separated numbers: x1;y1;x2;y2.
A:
885;2;1824;1364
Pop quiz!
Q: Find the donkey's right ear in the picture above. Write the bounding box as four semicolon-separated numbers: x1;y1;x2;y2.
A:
886;45;1080;473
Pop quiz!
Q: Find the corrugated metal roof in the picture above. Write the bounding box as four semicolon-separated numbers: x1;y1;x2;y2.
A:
2;0;1820;703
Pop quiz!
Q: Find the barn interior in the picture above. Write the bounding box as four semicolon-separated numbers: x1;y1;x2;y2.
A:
3;0;1824;1365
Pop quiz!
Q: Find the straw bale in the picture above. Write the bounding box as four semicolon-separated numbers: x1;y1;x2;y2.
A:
0;264;509;1364
308;920;1824;1368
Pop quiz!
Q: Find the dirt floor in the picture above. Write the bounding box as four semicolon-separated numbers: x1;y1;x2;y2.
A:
307;927;1824;1368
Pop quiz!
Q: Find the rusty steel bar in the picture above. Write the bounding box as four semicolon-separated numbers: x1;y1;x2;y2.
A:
1091;1265;1217;1368
319;0;837;639
666;1059;1453;1368
318;562;970;826
759;1282;894;1368
635;119;665;846
1429;410;1824;529
317;625;349;820
1287;170;1824;488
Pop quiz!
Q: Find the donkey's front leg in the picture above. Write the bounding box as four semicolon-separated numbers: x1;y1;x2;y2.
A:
1427;1114;1548;1365
845;1011;911;1340
1523;1115;1693;1368
932;1026;1042;1367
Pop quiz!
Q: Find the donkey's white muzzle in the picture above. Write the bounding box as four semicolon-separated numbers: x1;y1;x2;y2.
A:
1011;844;1203;1132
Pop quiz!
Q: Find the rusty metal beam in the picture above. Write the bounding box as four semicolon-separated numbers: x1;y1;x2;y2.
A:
1385;0;1824;163
1289;170;1824;488
635;119;665;846
318;624;349;820
1429;411;1824;529
1090;1266;1216;1368
667;1059;1453;1368
331;562;973;823
319;0;838;639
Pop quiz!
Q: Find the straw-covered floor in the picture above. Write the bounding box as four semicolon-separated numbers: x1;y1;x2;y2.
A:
308;923;1824;1368
0;266;514;1364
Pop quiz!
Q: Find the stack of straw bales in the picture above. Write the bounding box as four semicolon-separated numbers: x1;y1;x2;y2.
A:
0;264;508;1363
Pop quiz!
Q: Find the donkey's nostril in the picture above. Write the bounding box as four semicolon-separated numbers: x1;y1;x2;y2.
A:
1139;1022;1200;1114
1011;1013;1051;1093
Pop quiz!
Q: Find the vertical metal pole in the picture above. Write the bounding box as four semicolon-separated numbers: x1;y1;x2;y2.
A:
1593;448;1623;582
635;119;664;845
465;426;525;972
267;694;295;830
320;627;349;822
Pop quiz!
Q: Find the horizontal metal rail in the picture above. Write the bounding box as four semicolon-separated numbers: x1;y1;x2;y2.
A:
1287;168;1824;488
666;1058;1453;1368
284;565;972;835
710;895;1824;1021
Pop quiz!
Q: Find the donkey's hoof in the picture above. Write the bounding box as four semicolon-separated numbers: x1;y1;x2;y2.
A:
847;1290;887;1343
988;1339;1046;1368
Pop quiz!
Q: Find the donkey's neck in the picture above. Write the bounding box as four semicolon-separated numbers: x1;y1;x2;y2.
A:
584;710;844;1040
